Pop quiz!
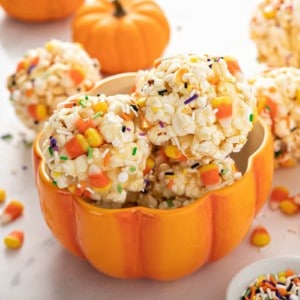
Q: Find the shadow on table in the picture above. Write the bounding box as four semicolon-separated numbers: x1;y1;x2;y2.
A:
0;13;73;59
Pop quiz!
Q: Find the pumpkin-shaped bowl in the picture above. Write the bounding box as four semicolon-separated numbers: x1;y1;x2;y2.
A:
32;73;274;281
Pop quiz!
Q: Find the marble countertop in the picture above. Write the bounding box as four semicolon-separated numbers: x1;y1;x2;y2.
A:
1;1;300;299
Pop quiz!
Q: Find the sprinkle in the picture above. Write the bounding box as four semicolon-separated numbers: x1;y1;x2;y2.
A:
159;120;164;128
164;171;174;176
79;99;86;108
48;146;54;156
117;184;123;193
59;156;68;161
87;147;93;158
1;133;13;141
122;125;126;132
130;104;138;112
249;113;254;122
184;93;198;105
166;199;174;208
129;166;136;172
93;111;103;119
52;180;57;186
118;172;129;183
158;89;168;96
191;162;200;169
132;147;137;156
85;95;89;100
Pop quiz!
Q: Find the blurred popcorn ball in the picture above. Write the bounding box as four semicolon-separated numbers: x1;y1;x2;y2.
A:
250;67;300;167
250;0;300;67
7;39;102;132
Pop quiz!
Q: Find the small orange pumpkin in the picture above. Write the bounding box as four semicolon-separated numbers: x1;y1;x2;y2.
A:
0;0;84;22
72;0;170;74
32;73;274;281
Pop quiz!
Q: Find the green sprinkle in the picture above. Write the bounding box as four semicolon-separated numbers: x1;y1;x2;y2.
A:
166;199;174;208
129;166;136;172
48;146;53;156
60;156;68;160
249;113;254;122
93;111;103;119
221;168;228;175
22;139;33;148
275;150;282;158
85;95;89;100
87;147;93;158
117;183;123;193
52;180;57;186
1;133;13;140
132;147;137;156
79;99;86;107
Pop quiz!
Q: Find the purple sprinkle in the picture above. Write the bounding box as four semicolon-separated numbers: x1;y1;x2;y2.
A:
139;132;146;136
215;57;221;62
27;64;37;74
184;93;198;105
49;137;58;151
159;120;164;128
126;127;131;131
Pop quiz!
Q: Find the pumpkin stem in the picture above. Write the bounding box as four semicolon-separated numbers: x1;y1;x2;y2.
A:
112;0;126;18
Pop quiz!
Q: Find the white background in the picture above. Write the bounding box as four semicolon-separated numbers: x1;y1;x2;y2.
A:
1;1;300;299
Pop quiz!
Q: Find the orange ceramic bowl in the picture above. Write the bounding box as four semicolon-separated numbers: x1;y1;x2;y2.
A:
32;73;274;281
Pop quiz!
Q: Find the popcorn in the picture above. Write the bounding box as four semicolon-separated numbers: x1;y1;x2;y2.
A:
7;39;102;132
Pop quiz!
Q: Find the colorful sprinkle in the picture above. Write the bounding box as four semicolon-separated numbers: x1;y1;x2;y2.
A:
184;93;198;105
132;147;137;156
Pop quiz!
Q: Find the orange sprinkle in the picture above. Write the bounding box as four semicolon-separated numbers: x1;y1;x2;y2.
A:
120;112;133;121
103;151;111;167
167;178;174;190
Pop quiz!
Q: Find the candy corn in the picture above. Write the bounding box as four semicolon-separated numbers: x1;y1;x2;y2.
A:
199;163;220;188
65;134;89;159
0;200;24;225
279;198;299;215
4;230;24;249
27;103;47;121
0;188;6;203
269;185;289;210
250;226;271;247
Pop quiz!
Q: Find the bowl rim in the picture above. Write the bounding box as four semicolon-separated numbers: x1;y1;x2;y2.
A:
225;254;300;300
34;72;272;215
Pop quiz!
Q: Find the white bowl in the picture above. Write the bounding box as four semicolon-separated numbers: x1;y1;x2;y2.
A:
226;255;300;300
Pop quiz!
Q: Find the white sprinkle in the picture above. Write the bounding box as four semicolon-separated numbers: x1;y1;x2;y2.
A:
86;187;95;194
288;227;297;234
118;172;129;183
101;148;109;158
258;245;269;252
56;129;72;135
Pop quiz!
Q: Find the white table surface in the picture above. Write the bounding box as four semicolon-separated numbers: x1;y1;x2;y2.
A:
1;1;300;299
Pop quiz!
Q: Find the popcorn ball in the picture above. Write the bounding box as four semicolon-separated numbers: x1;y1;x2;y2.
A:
7;39;102;132
133;54;256;161
250;0;300;68
250;67;300;167
42;93;151;208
